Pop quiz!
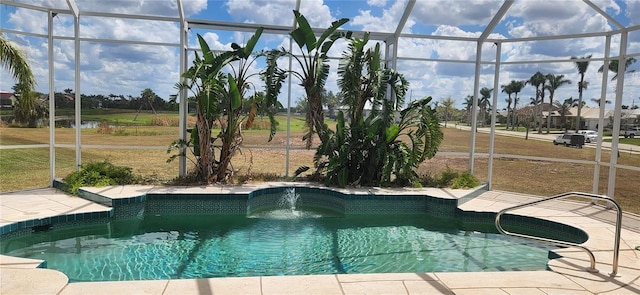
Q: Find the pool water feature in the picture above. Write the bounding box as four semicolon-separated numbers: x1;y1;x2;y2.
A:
1;213;557;282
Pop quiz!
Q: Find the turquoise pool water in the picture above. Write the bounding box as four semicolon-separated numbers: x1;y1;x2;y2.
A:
0;213;556;282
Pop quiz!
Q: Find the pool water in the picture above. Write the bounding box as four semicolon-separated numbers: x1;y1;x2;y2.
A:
0;213;556;281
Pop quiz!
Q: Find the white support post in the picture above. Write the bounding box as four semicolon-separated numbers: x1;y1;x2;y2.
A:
593;35;611;194
607;30;628;200
469;42;482;173
74;12;81;170
488;42;501;190
177;0;187;177
48;11;55;185
284;0;301;177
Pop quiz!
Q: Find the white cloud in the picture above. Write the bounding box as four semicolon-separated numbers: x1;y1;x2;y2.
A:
412;0;503;27
226;0;334;28
367;0;388;7
351;0;414;33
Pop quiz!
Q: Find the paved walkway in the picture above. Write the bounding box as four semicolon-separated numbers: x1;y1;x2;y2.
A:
1;186;639;294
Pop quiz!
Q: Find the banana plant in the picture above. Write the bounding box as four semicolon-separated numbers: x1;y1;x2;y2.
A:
265;10;350;148
313;34;443;187
169;28;284;183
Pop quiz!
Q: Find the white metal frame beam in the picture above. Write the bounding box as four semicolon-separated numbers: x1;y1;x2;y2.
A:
470;0;513;173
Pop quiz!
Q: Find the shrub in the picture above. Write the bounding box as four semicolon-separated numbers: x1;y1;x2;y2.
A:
419;168;480;189
451;172;480;189
63;160;133;194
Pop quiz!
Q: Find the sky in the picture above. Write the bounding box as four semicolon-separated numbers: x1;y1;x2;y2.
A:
1;0;639;111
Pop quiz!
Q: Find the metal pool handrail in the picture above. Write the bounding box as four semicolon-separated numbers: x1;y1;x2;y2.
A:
494;191;622;276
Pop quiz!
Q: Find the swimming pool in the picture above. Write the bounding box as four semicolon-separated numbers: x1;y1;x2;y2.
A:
0;185;587;282
2;212;559;282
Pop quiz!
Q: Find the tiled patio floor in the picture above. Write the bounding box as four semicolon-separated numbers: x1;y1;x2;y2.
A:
1;186;639;295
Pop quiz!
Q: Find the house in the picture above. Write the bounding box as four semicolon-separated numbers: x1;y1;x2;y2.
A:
564;107;640;130
0;92;16;109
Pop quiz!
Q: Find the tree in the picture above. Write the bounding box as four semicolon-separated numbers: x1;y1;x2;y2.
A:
501;82;514;129
324;90;341;119
479;87;492;127
544;74;571;133
1;34;35;95
528;72;547;133
314;34;442;187
294;96;308;113
170;28;283;183
439;97;456;127
555;97;577;131
571;55;591;131
462;95;474;126
598;57;637;81
265;11;350;148
591;97;611;107
510;80;526;130
14;90;47;127
134;88;159;121
2;34;41;126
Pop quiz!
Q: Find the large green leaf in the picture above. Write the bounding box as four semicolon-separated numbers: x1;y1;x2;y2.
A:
315;17;349;50
227;74;241;111
242;27;264;58
291;10;316;50
197;34;214;64
385;124;400;144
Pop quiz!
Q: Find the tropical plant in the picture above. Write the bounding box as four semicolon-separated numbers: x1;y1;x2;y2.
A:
312;34;442;187
462;95;474;126
501;82;514;129
13;90;48;127
439;97;456;127
479;87;493;127
591;97;611;107
169;28;283;183
528;72;547;133
571;55;591;131
598;57;637;81
265;10;350;148
0;34;35;95
544;74;571;133
63;160;133;195
509;80;526;130
554;97;577;131
2;34;41;126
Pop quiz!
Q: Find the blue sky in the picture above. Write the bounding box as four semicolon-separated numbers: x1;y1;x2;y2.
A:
1;0;639;110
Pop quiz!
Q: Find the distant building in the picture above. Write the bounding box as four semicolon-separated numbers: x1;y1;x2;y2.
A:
0;92;17;109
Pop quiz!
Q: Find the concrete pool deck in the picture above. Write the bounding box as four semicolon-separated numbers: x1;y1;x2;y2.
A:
1;185;639;295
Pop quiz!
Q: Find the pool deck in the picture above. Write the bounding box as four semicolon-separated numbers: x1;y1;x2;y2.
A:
1;185;639;295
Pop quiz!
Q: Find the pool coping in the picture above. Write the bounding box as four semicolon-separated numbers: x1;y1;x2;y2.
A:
1;184;639;294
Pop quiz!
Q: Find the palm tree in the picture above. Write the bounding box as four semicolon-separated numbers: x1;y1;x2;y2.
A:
479;87;493;127
591;97;611;107
510;80;526;130
501;82;514;129
440;97;456;127
528;72;547;133
571;55;591;131
545;74;571;133
1;34;39;126
554;97;578;131
598;57;637;80
462;95;474;126
0;34;35;94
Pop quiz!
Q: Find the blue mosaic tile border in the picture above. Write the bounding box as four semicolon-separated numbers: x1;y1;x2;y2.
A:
1;183;587;246
457;209;588;244
0;212;113;238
